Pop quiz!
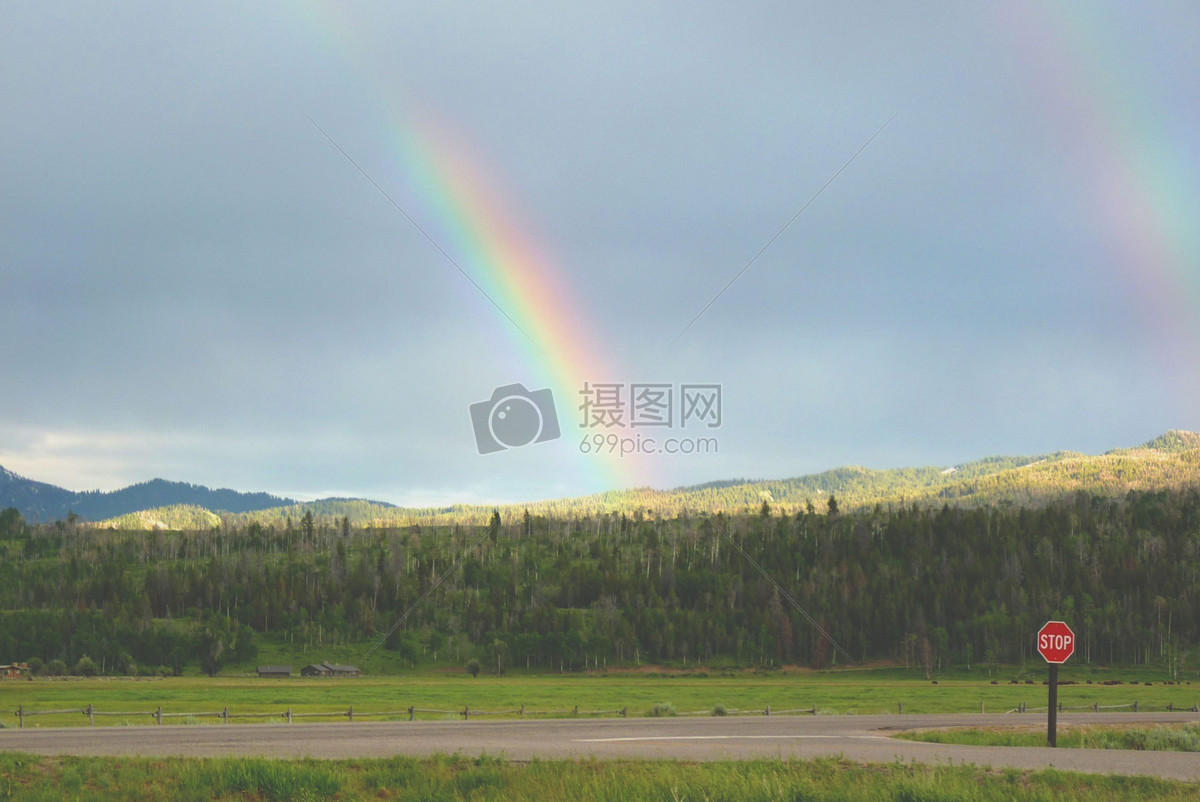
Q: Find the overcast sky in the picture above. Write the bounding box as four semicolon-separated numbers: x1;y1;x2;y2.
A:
2;1;1198;507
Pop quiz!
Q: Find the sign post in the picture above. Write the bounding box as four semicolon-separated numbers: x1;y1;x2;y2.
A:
1036;620;1075;747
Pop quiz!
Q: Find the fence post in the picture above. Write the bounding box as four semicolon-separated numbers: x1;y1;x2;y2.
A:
620;707;628;718
287;708;293;724
408;706;415;722
1133;700;1138;712
1168;702;1173;712
348;705;354;722
573;705;578;717
980;701;984;714
155;705;162;725
519;704;525;718
811;704;817;715
17;705;22;729
87;703;94;726
1093;703;1099;713
222;706;229;724
462;705;469;720
897;703;901;715
765;705;771;716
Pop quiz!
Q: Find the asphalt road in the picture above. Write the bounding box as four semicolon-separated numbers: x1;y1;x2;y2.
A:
2;712;1199;781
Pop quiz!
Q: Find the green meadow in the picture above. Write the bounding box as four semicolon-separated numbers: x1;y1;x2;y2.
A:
1;752;1199;802
4;669;1199;799
898;722;1200;751
1;666;1196;728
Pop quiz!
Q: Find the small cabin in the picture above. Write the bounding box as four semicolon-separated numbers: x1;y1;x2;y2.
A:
323;662;361;677
0;663;29;679
300;661;361;677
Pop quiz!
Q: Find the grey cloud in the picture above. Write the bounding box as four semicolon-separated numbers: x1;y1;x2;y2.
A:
1;1;1196;502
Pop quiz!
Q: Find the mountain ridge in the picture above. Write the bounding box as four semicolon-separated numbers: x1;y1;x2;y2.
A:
2;429;1199;527
0;469;295;523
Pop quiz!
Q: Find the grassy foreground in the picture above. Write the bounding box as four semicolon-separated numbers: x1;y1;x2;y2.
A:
898;722;1200;752
1;752;1198;802
2;667;1197;728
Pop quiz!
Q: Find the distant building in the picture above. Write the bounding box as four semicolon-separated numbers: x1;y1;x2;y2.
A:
256;665;292;678
300;661;361;677
323;662;361;677
0;663;29;679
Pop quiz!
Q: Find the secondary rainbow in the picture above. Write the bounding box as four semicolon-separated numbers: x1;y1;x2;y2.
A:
998;4;1200;395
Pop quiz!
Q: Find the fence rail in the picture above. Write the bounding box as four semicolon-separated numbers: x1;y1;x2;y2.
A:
1004;700;1199;714
5;700;1197;729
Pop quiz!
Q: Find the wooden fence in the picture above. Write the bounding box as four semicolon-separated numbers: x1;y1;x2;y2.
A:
1005;700;1200;714
6;702;820;728
5;700;1198;729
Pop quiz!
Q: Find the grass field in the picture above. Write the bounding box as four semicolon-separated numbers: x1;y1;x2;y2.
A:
897;722;1200;751
1;752;1198;801
1;666;1196;729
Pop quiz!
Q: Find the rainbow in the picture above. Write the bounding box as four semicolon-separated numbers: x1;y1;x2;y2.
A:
290;3;650;494
386;110;648;490
996;5;1200;387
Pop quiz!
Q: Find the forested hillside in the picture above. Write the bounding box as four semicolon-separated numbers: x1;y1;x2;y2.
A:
1;488;1196;677
201;432;1200;529
98;505;223;531
6;431;1200;528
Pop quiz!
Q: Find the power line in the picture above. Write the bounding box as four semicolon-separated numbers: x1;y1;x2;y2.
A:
707;513;856;665
298;107;534;343
363;516;498;661
671;108;903;344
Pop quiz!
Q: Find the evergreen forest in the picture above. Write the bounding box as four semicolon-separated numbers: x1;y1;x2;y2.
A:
0;486;1196;678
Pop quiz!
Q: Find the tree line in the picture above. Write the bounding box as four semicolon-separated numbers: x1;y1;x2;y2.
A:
0;489;1196;676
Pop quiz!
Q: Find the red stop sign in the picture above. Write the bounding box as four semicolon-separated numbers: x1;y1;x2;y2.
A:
1037;620;1075;664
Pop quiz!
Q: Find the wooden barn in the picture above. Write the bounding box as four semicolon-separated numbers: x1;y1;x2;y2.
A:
300;661;361;677
256;665;292;678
